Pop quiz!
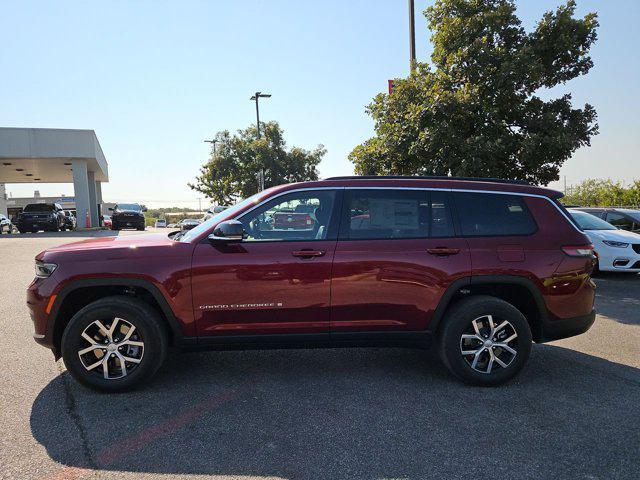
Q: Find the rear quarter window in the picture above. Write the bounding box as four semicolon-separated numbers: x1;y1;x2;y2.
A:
453;192;537;237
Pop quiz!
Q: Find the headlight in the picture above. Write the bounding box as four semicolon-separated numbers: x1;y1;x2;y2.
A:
35;261;57;278
603;240;629;248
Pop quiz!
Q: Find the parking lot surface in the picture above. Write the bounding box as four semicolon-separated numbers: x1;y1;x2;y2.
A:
1;230;639;480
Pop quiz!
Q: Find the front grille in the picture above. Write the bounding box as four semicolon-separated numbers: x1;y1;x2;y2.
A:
633;244;640;254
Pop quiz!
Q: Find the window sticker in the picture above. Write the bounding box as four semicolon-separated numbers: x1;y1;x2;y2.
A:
369;199;419;229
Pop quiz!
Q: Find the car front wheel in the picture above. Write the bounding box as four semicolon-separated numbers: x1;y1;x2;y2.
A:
61;296;168;392
438;295;532;386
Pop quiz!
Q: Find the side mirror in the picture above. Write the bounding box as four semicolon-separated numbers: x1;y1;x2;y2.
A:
208;220;244;243
141;206;147;212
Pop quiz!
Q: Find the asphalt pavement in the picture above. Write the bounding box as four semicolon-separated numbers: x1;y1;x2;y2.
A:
1;229;639;480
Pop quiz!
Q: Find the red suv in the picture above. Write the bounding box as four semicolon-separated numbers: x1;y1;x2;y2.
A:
28;177;596;391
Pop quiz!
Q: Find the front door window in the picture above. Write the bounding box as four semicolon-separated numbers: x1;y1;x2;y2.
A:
239;190;337;241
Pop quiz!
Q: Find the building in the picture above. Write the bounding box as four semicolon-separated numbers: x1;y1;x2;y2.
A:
2;191;115;221
0;127;109;228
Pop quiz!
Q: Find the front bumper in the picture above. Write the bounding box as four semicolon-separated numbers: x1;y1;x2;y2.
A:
598;249;640;272
26;277;57;352
18;218;57;230
112;216;145;229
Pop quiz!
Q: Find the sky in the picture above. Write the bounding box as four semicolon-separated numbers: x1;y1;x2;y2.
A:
1;0;638;208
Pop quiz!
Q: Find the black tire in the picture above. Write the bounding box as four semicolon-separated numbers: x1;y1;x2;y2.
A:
137;226;145;231
61;296;168;392
438;295;532;386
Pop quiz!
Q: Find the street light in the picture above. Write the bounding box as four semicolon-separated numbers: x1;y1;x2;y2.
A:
204;138;218;157
203;138;219;199
408;0;416;70
250;91;271;138
250;91;271;191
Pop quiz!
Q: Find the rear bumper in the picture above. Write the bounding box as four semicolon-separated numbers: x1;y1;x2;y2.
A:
538;309;596;343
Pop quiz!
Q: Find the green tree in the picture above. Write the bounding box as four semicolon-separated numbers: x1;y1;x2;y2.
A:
350;0;599;185
189;121;325;205
562;179;640;207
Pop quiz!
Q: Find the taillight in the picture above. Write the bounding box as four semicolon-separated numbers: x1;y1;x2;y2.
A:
562;245;595;257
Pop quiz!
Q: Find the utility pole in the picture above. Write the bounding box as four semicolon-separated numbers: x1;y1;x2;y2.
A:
250;91;271;191
409;0;416;71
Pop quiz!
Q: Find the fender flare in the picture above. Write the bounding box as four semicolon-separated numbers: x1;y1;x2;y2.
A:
48;277;186;347
427;275;549;335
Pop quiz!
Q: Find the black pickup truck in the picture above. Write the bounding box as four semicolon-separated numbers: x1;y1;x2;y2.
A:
16;203;66;233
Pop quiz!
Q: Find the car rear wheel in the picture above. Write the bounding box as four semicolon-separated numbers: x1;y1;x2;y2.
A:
438;295;532;386
61;296;168;392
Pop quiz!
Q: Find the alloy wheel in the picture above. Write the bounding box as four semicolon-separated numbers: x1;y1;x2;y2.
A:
459;315;518;374
77;317;144;380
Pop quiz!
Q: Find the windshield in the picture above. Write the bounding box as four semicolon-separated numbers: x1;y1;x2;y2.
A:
24;204;55;212
115;203;141;211
177;191;267;242
570;210;617;230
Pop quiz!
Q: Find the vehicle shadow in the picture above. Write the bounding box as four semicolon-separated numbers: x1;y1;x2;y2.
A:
593;273;640;326
31;345;640;479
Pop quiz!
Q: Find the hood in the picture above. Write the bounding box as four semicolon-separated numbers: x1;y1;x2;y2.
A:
44;233;174;253
584;228;640;243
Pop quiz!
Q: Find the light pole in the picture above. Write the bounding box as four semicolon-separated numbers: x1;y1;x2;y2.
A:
203;138;219;200
250;91;271;191
204;138;218;157
250;91;271;138
408;0;416;71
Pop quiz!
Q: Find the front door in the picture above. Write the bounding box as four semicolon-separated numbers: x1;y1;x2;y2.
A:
330;188;471;333
192;189;341;336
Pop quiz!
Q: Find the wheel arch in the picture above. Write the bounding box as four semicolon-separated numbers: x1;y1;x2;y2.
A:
49;278;185;358
428;275;548;341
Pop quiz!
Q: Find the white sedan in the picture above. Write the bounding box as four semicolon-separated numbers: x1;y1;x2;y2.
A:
569;209;640;272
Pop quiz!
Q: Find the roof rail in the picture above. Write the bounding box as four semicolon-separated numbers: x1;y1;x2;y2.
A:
323;175;531;186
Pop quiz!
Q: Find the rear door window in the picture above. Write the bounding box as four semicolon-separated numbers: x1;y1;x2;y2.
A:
340;189;454;240
453;192;537;237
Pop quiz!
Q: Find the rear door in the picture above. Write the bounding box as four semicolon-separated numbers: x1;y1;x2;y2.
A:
451;191;541;274
330;188;471;333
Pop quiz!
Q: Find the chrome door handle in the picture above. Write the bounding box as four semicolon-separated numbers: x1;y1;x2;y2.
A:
427;247;460;256
292;249;326;258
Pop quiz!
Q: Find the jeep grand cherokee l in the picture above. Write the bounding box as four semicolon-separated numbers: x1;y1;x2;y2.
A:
28;177;596;391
